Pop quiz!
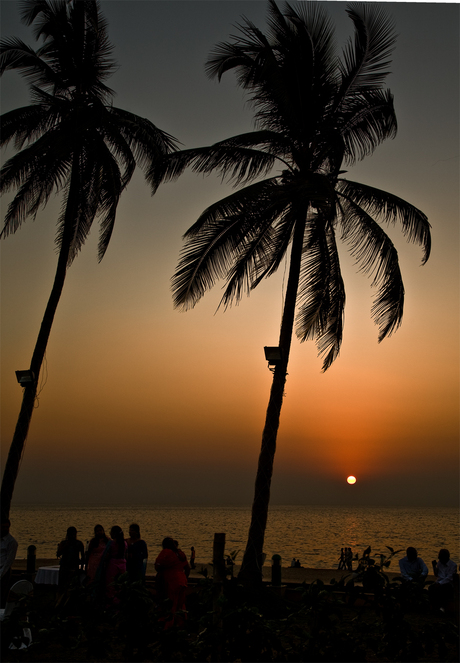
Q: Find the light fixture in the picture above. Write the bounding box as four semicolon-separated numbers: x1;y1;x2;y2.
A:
15;370;35;386
264;346;282;367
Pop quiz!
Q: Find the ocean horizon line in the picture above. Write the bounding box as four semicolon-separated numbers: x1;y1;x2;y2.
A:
12;502;459;510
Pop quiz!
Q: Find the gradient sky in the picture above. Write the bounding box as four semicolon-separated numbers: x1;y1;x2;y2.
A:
1;1;458;507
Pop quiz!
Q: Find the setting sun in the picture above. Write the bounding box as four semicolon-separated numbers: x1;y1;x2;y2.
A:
347;476;357;485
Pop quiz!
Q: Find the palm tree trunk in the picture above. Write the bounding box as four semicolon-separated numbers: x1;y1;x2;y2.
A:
1;164;80;519
238;218;306;585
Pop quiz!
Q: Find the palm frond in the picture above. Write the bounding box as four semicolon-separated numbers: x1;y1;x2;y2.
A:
295;211;345;370
54;140;122;265
338;196;404;340
0;128;72;234
110;107;179;168
337;179;431;263
93;145;123;262
220;192;297;308
206;39;259;85
20;0;116;99
172;179;279;310
206;14;274;87
210;130;292;156
173;215;247;312
281;0;337;85
148;137;279;192
338;2;396;98
191;145;277;187
249;202;299;288
0;36;59;90
315;230;345;371
218;220;279;310
90;113;136;191
0;103;55;149
1;175;46;237
341;88;397;164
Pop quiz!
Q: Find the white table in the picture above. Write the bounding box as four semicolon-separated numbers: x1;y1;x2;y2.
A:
34;565;60;585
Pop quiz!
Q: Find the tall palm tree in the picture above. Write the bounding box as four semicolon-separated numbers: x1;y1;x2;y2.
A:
149;0;431;584
0;0;178;518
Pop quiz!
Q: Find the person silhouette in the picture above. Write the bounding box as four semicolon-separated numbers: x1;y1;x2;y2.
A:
346;547;353;571
338;548;345;570
86;524;108;583
155;537;189;629
429;548;457;611
1;518;18;608
99;526;127;605
126;523;148;583
56;526;85;601
399;546;428;583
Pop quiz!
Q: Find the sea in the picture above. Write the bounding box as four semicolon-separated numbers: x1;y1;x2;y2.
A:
10;504;459;570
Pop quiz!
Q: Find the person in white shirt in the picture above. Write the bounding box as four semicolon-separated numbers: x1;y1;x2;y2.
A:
1;518;19;607
429;548;457;611
398;546;428;583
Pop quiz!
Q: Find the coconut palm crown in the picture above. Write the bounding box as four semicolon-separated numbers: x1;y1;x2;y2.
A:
149;0;431;583
0;0;178;517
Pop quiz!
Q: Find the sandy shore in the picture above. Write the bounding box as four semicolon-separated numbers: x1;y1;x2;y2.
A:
13;558;423;585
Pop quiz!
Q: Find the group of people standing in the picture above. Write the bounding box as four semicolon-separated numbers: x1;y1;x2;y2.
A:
56;524;148;603
338;547;354;571
290;558;302;568
56;524;189;627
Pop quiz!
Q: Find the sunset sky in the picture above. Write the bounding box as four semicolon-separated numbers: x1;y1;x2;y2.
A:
1;1;458;508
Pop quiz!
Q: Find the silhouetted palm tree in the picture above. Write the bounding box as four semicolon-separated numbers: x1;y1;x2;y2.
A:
149;0;431;584
0;0;177;518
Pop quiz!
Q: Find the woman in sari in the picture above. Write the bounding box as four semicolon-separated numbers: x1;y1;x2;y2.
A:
85;524;108;583
99;525;127;605
155;537;190;628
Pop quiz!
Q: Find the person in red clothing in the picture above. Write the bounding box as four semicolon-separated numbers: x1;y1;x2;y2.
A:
99;525;127;605
173;540;190;577
155;537;189;628
86;524;109;584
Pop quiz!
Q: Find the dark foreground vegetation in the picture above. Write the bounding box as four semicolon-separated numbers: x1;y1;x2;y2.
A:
2;568;458;663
